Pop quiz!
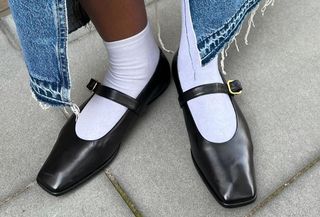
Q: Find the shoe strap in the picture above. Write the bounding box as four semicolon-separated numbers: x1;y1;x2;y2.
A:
178;80;243;107
87;79;139;111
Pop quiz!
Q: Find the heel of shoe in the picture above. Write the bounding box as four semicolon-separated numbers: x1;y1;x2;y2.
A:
147;75;170;105
146;53;171;105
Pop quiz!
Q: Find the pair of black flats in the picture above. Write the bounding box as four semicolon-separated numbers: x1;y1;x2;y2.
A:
37;50;256;208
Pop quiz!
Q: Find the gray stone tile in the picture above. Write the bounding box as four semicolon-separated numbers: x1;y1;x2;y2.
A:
0;30;66;200
0;174;133;217
255;164;320;217
0;15;20;50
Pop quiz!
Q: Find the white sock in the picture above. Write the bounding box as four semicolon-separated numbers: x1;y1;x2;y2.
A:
178;0;237;143
76;23;160;140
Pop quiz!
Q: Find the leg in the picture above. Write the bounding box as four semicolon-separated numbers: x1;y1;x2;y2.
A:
177;0;236;143
79;0;147;41
175;0;256;207
76;0;160;140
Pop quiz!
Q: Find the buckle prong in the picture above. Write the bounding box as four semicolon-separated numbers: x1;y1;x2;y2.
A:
92;82;98;91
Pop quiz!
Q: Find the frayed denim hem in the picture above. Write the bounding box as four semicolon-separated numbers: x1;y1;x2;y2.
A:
30;78;71;107
30;78;81;119
198;0;261;66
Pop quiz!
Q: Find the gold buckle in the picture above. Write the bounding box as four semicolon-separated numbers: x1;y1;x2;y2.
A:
227;80;242;95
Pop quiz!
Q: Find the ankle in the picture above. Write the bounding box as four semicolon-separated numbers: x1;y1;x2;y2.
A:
102;23;160;98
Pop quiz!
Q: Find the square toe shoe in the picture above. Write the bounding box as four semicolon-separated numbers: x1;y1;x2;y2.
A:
172;54;256;208
37;51;171;196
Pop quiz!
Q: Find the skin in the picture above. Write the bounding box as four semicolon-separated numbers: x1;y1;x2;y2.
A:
79;0;148;42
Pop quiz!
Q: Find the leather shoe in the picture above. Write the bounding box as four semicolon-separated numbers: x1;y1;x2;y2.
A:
37;51;171;196
172;54;256;208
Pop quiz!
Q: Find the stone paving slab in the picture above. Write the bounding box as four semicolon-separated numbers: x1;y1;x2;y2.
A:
0;175;133;217
255;163;320;217
0;30;66;200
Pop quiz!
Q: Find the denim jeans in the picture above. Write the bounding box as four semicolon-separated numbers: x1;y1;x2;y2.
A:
8;0;261;108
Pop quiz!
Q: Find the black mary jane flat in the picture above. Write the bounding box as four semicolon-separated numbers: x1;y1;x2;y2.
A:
37;51;171;196
172;54;256;208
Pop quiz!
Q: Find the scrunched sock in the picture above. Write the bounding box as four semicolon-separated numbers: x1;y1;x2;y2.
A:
76;23;160;140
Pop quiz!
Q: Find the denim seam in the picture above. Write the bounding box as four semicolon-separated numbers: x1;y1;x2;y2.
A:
198;0;260;65
56;0;71;103
30;0;71;107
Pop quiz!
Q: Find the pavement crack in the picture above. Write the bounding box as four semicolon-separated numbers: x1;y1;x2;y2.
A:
0;181;36;208
105;169;143;217
244;154;320;217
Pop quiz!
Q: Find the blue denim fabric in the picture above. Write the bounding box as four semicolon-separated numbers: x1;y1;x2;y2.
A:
189;0;261;65
9;0;261;108
9;0;71;107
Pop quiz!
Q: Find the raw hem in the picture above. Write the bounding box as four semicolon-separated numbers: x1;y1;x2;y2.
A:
199;0;261;66
30;80;72;107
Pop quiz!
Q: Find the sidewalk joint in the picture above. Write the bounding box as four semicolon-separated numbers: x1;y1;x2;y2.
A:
105;169;143;217
0;181;36;208
244;154;320;217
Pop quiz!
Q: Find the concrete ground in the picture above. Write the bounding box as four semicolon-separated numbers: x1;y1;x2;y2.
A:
0;0;319;216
